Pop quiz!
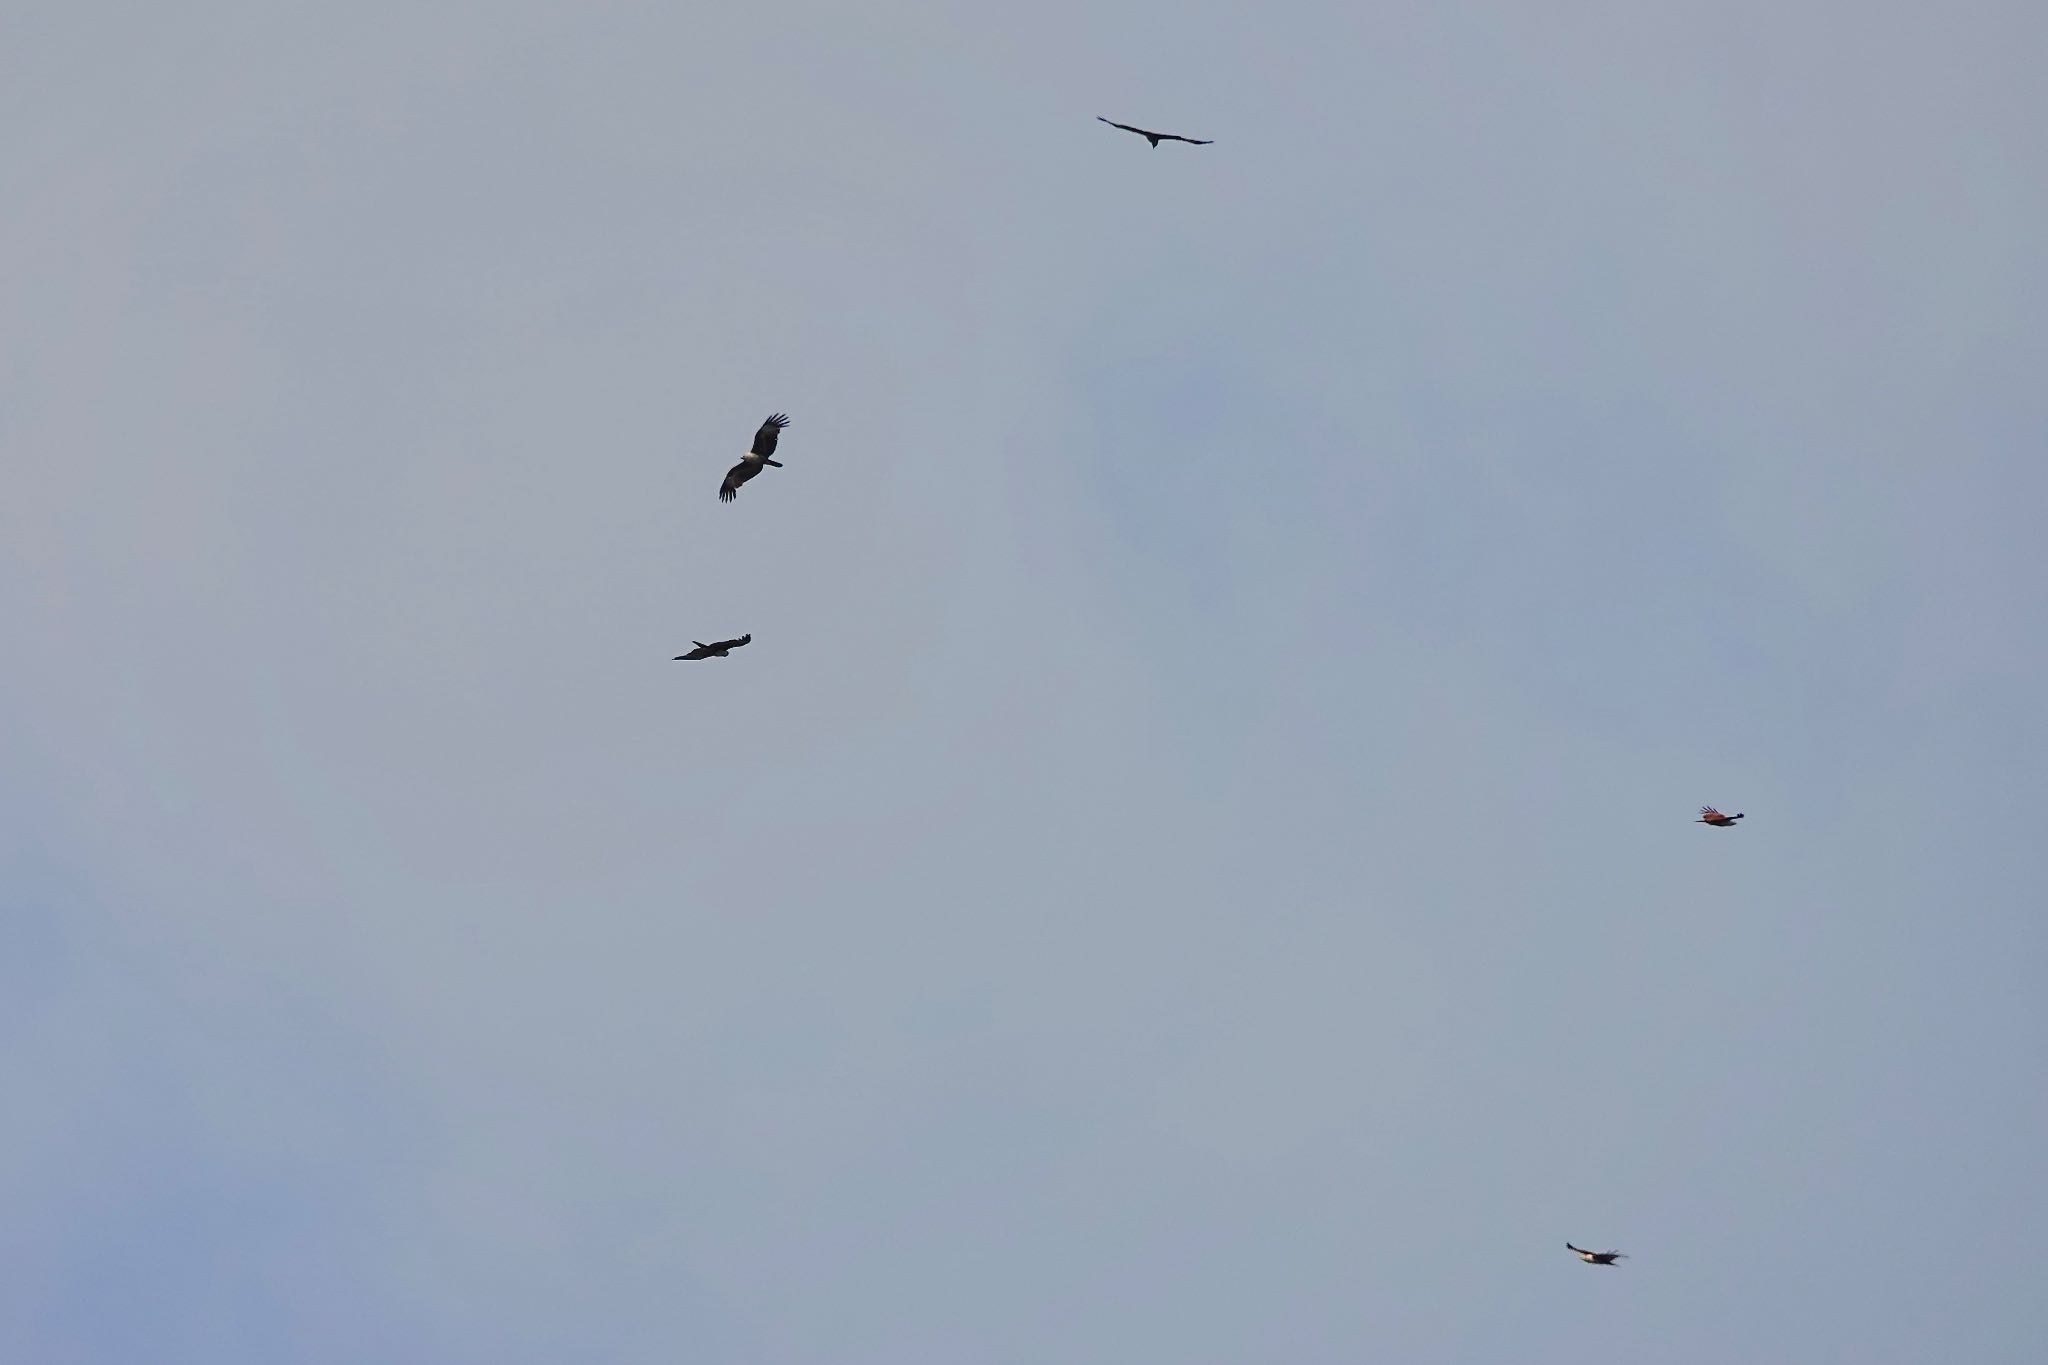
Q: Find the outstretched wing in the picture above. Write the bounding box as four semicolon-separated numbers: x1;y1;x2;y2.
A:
751;413;790;458
1699;805;1725;820
1099;116;1211;145
716;634;752;652
720;460;759;502
674;644;711;660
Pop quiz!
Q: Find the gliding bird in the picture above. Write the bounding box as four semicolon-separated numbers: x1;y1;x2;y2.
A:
719;414;790;503
674;634;752;661
1096;116;1212;148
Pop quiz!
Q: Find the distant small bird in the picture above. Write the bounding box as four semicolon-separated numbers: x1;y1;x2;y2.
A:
1566;1243;1627;1266
675;634;752;661
1697;806;1745;827
719;414;790;503
1097;116;1212;148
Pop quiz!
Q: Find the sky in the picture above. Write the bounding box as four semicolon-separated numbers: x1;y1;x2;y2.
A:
3;1;2044;1361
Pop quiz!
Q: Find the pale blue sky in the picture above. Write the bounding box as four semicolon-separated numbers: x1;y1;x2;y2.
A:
4;2;2044;1361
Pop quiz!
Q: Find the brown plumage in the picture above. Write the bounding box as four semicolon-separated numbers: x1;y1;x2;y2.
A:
1097;116;1212;148
674;633;751;661
1697;806;1745;827
719;414;789;503
1566;1243;1627;1266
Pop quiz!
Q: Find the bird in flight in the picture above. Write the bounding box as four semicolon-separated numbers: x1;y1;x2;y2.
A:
719;414;790;503
1566;1244;1627;1266
1097;116;1212;148
1697;806;1745;827
674;633;752;661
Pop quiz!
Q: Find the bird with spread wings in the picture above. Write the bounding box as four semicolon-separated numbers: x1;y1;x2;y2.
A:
719;414;790;503
1566;1244;1627;1266
1097;116;1212;148
674;634;752;661
1697;806;1745;826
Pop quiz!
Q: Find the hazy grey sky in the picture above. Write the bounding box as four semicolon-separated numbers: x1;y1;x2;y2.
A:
5;2;2044;1361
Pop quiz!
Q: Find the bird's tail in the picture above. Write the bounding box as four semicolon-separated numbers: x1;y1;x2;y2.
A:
762;458;783;467
1732;813;1745;819
692;642;707;648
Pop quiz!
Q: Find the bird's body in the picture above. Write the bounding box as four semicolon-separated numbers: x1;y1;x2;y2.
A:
719;414;790;503
1697;806;1745;827
1566;1244;1627;1266
675;633;752;661
1097;116;1212;148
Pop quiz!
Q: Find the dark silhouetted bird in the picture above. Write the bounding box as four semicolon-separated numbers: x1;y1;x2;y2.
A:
1566;1244;1627;1266
1097;116;1212;148
675;634;751;661
1697;806;1745;827
719;414;789;503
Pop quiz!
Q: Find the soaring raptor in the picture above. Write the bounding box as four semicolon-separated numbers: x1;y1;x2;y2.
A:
674;634;751;661
1096;116;1212;148
719;414;790;503
1566;1244;1627;1266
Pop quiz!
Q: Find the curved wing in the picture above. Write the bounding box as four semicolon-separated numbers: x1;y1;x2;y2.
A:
751;413;790;458
720;460;760;502
1099;116;1210;145
715;633;752;652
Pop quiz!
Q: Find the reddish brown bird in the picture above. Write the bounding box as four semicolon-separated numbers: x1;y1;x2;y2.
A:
719;414;790;503
1697;806;1745;827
